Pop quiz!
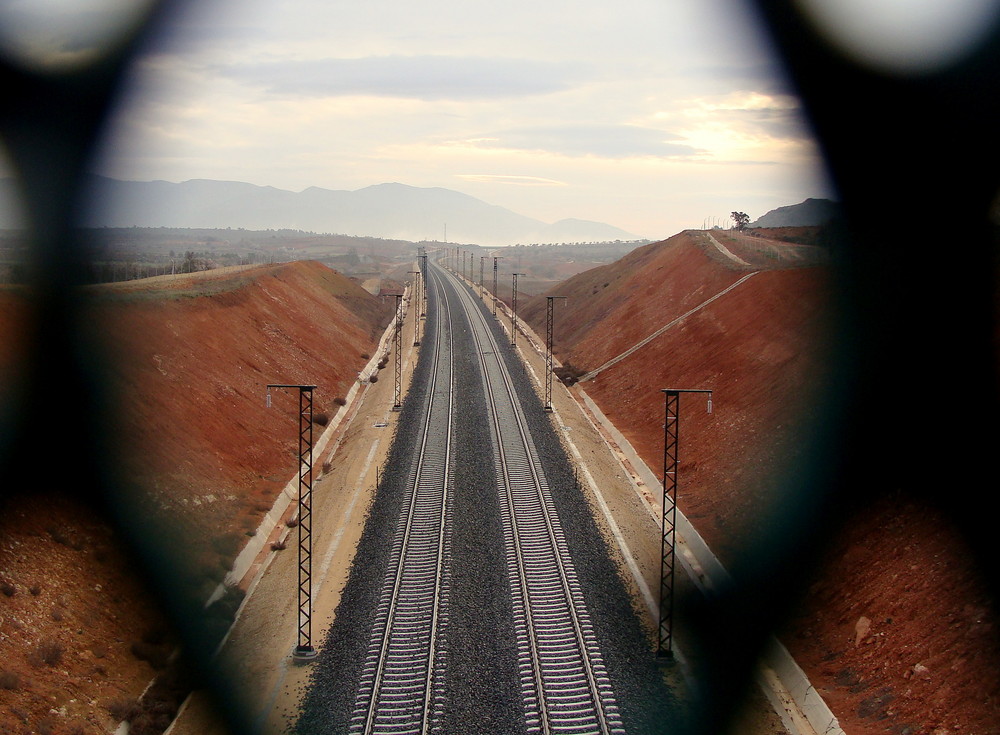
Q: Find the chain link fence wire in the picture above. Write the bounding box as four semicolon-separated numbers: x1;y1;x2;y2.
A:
1;1;998;733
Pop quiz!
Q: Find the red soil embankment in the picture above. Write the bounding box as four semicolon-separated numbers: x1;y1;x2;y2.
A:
523;233;1000;735
90;261;391;583
0;261;391;734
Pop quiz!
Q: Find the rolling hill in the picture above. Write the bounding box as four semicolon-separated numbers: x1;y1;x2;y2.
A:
47;177;641;247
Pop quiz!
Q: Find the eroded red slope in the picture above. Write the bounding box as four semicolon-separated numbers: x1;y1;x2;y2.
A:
90;262;391;576
523;233;1000;735
0;262;391;733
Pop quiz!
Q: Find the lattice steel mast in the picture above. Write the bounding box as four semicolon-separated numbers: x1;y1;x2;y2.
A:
658;388;712;658
492;256;502;317
409;270;422;346
266;383;319;662
511;273;525;347
544;296;567;411
393;293;402;410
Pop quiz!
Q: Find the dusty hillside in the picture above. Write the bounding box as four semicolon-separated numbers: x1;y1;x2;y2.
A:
90;262;390;582
0;262;391;734
522;233;1000;734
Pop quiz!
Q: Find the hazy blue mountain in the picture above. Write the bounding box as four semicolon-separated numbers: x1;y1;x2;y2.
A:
751;198;841;228
53;177;639;246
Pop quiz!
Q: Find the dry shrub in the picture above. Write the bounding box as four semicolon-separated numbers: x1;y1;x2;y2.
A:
131;641;171;670
0;670;20;690
30;641;64;667
369;374;379;384
130;710;172;735
1;581;15;597
47;526;82;550
270;539;287;551
313;412;329;426
554;362;586;386
333;396;346;406
107;697;143;722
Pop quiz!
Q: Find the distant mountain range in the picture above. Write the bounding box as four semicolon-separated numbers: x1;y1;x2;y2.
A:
0;177;638;247
751;198;841;228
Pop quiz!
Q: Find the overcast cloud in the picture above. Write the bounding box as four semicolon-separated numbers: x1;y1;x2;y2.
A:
217;56;591;100
463;124;701;159
0;0;836;239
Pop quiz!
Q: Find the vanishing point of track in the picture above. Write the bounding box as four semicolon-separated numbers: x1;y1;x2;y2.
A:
348;260;623;735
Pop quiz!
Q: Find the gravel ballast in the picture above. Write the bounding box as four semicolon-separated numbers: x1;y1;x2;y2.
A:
294;266;676;734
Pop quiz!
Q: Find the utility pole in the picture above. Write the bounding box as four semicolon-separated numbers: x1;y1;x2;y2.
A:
480;256;486;297
492;256;502;317
544;296;567;411
265;383;319;663
393;294;402;410
409;271;421;345
658;388;713;658
419;253;428;316
511;273;525;347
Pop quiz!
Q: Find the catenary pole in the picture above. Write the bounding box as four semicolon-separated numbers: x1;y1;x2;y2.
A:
265;383;319;662
658;388;713;657
544;296;567;411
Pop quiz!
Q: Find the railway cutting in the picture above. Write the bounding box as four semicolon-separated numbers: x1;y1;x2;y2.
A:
294;258;673;735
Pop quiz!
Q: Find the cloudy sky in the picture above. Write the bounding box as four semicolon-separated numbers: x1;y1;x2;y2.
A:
3;0;843;240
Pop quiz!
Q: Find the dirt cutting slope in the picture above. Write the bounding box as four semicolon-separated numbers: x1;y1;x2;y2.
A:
521;233;1000;735
0;261;391;734
92;261;388;540
520;231;754;371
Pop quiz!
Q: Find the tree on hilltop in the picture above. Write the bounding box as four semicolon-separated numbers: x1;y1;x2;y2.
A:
731;211;750;231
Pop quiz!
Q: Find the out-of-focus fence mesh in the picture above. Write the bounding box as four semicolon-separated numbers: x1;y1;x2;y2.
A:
1;1;998;733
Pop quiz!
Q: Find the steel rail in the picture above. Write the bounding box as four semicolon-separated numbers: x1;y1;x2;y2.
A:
440;263;621;735
352;268;455;735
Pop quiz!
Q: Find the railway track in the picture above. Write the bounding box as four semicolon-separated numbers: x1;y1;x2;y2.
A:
347;261;623;735
449;266;623;735
349;270;455;735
